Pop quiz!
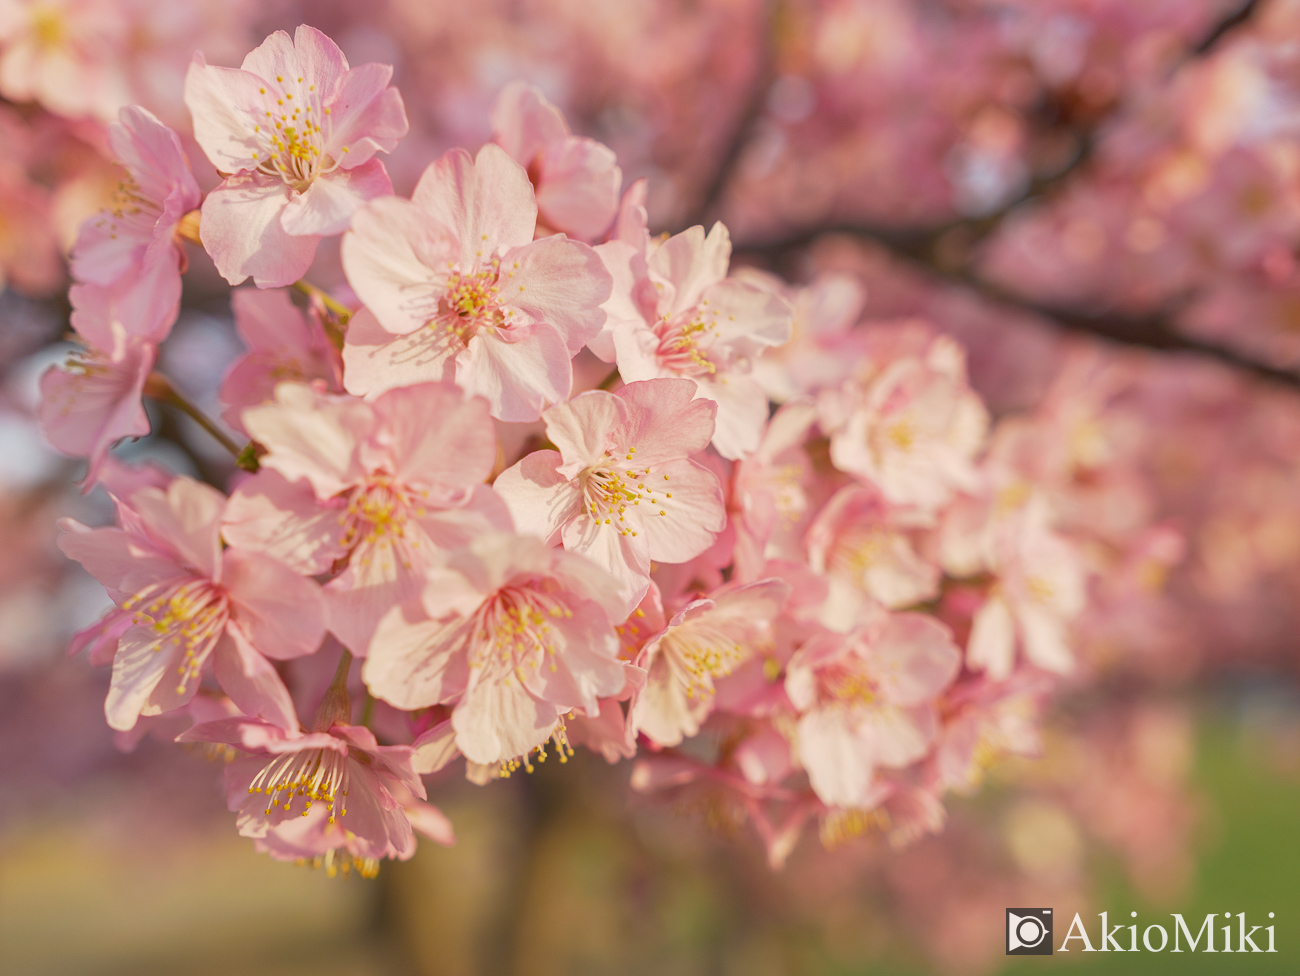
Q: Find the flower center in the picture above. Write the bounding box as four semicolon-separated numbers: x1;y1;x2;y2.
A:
248;73;344;191
338;476;422;551
473;584;573;681
654;307;721;378
662;620;748;700
248;746;350;823
92;177;161;243
819;658;878;707
31;5;64;48
122;577;229;695
426;264;517;347
580;448;672;534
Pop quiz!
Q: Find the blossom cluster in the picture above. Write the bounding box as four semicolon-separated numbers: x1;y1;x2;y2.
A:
27;24;1124;876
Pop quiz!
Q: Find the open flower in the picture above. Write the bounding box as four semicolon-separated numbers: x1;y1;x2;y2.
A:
819;333;988;511
70;104;200;343
58;477;327;731
494;377;726;614
341;143;612;421
786;609;960;809
222;382;508;653
38;315;155;487
364;532;627;769
180;715;430;875
491;81;622;242
602;222;793;458
184;25;408;287
632;578;790;747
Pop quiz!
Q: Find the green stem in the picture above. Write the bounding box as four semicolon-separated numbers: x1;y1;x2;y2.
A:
596;367;622;391
144;373;243;460
293;280;354;327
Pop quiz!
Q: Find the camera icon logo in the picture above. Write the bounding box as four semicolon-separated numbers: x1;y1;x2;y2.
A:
1006;908;1053;955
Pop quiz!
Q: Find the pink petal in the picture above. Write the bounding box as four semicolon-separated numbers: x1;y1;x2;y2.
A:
521;596;626;715
340;307;458;397
695;373;770;460
183;54;268;175
281;158;393;237
70;255;182;346
543;389;625;472
130;479;226;581
504;236;612;353
200;174;318;288
453;661;558;765
222;468;347;575
212;630;298;730
613;378;716;464
869;613;961;706
559;515;651;621
109;105;201;221
405;801;456;846
242;383;370;498
864;705;936;768
368;382;496;490
325;535;431;654
410;719;460;774
105;623;191;731
411;144;536;264
57;521;183;602
324;63;408;166
493;450;582;545
491;81;568;165
636;457;726;564
535;137;621;242
223;547;327;660
796;708;875;808
362;601;472;707
649;223;730;315
967;595;1015;681
457;322;572;423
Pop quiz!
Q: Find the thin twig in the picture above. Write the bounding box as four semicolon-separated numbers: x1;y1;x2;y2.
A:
293;279;354;327
143;372;245;459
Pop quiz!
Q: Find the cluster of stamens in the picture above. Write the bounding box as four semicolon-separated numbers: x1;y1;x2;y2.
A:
337;476;428;571
496;720;575;778
424;259;523;348
247;746;351;823
473;585;573;683
819;657;879;708
248;72;341;191
654;300;726;377
295;849;379;879
580;446;673;535
662;620;749;700
122;578;228;695
93;176;158;242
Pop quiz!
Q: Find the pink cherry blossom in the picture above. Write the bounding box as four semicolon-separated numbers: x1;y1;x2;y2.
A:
184;25;408;287
491;81;622;242
222;381;507;654
38;317;155;487
179;715;429;875
494;377;726;614
219;287;343;434
785;609;960;809
69;104;200;344
965;494;1088;680
602;221;793;458
632;577;790;747
341;144;612;421
0;0;127;119
806;483;940;627
364;532;627;769
57;476;327;731
819;332;988;511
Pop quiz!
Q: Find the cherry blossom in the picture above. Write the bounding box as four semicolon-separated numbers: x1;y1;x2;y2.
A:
785;609;960;809
222;381;508;654
491;80;622;242
494;377;726;614
69;104;200;343
180;714;431;875
184;25;408;286
57;476;326;730
364;532;627;769
632;577;790;747
341;144;612;421
602;221;793;458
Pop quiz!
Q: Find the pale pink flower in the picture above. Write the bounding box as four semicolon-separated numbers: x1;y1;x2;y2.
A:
730;399;818;581
219;287;343;434
744;271;869;403
631;578;790;747
180;715;428;874
364;532;627;768
494;377;725;614
184;25;408;287
57;477;327;731
602;222;793;459
819;333;988;511
491;80;622;242
222;382;507;654
70;105;201;343
340;144;612;421
933;673;1048;794
38;316;155;487
806;484;940;627
966;494;1087;680
0;0;127;119
786;610;960;809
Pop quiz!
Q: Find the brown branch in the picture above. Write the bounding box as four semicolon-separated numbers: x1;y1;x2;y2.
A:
735;224;1300;391
1191;0;1263;56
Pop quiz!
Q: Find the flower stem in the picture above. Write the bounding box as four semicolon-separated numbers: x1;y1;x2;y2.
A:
293;280;354;328
144;372;246;461
312;648;354;731
596;367;622;391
